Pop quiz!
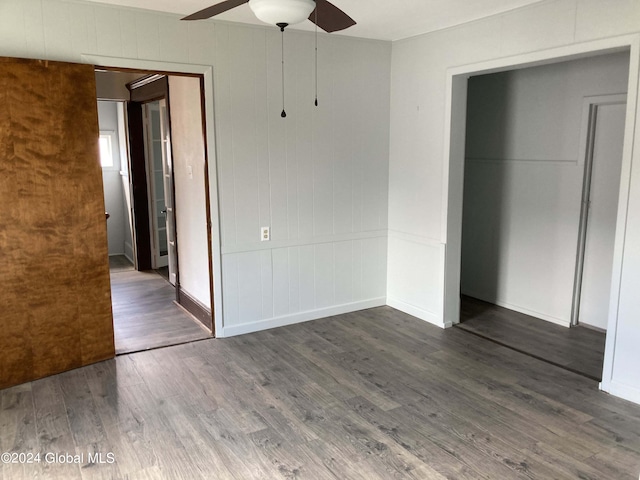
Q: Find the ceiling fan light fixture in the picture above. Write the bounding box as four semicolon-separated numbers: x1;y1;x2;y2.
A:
248;0;315;28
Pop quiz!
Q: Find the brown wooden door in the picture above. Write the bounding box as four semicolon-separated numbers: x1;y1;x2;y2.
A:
0;57;115;389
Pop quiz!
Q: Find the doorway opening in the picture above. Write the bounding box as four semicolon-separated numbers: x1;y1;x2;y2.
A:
97;68;214;354
444;44;635;385
98;99;135;272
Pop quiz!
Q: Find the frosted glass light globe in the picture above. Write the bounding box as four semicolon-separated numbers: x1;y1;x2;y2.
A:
248;0;316;27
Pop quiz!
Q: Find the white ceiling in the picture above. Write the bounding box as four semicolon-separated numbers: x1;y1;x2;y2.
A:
83;0;546;41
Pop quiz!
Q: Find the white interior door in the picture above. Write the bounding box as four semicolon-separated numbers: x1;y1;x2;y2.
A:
143;100;168;269
159;101;177;285
579;101;626;330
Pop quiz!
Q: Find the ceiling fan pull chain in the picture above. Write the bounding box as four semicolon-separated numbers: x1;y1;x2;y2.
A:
314;6;318;107
279;23;287;118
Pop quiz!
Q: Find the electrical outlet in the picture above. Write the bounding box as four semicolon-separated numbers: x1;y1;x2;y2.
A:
187;165;193;180
261;226;270;241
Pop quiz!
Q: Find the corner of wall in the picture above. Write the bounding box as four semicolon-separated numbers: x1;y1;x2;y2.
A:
386;297;448;329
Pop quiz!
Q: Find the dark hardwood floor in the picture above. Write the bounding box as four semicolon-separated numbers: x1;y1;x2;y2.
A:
2;306;639;479
457;296;606;381
110;268;211;355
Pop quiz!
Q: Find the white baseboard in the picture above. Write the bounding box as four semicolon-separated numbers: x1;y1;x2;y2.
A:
124;242;134;264
386;297;448;328
463;291;570;328
600;379;640;406
221;297;387;337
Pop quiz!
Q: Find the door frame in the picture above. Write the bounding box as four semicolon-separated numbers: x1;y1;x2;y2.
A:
571;93;627;327
85;54;223;338
441;34;640;395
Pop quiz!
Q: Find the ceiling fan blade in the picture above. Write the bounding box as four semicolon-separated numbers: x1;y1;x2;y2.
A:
181;0;248;20
309;0;356;32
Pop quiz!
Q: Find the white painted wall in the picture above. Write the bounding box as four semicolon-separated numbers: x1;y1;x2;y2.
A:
0;0;391;336
388;0;640;404
216;27;390;335
98;100;126;256
95;70;142;100
461;53;629;327
168;76;211;309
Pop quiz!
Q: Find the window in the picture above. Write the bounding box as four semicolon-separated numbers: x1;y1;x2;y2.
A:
99;132;115;168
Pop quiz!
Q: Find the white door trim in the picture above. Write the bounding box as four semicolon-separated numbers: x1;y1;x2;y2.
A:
441;34;640;400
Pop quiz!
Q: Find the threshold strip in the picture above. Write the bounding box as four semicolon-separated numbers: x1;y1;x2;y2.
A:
455;325;601;382
116;336;214;357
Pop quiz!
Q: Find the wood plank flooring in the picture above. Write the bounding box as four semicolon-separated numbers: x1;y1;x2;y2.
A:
457;296;606;381
108;255;135;273
111;269;211;355
2;306;640;479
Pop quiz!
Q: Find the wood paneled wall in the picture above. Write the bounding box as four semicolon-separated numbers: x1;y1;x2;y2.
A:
0;57;115;389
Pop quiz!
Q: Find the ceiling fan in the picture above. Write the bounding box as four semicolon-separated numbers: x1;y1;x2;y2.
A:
182;0;356;33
